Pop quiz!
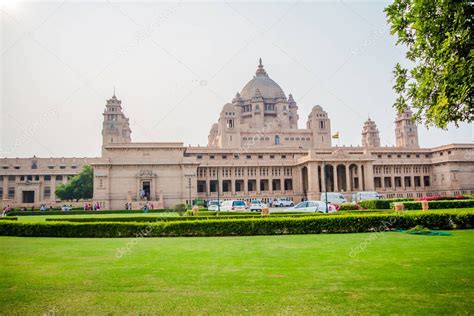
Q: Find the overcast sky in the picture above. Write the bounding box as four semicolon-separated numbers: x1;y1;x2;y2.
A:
1;0;472;158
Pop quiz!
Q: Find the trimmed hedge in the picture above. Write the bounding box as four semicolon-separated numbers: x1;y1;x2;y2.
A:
6;209;175;217
359;198;414;210
0;217;17;221
392;199;474;210
1;211;472;238
44;213;330;223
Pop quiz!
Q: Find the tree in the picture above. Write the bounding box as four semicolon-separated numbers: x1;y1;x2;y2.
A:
55;165;93;201
385;0;473;128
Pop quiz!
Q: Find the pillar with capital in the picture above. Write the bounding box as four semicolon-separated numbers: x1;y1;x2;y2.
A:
345;164;351;192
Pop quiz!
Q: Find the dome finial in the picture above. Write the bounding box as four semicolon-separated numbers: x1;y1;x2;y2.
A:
255;58;267;77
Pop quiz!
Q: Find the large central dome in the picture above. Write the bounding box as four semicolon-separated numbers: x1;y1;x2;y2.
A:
239;59;285;100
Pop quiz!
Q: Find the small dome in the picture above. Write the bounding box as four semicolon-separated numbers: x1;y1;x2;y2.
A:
240;59;285;100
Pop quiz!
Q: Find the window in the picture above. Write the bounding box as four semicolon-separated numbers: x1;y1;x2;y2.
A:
31;161;37;169
197;155;202;159
246;155;251;159
56;175;63;181
234;154;239;159
71;166;77;169
35;176;40;181
44;187;51;198
281;155;286;159
222;155;227;160
44;175;51;181
27;175;33;181
0;187;2;199
258;155;263;159
14;166;20;169
209;155;215;160
270;155;275;159
48;166;54;169
60;166;66;169
275;135;280;145
8;175;15;182
2;166;8;169
8;187;15;199
20;176;25;181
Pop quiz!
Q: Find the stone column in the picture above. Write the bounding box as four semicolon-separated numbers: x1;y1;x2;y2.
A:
345;164;351;193
333;164;338;192
244;167;249;194
365;162;375;191
307;162;319;200
320;164;326;192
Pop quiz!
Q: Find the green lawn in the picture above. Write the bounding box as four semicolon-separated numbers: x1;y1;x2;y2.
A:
0;231;473;314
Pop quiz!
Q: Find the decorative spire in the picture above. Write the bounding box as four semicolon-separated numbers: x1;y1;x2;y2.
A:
255;58;268;77
232;91;242;103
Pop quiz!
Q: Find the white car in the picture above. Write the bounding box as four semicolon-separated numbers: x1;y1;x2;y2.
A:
320;192;347;204
220;200;247;211
272;198;294;207
207;200;222;211
249;200;267;212
355;191;383;202
287;200;337;213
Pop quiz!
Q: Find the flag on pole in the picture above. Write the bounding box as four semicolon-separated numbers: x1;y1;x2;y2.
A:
332;132;339;139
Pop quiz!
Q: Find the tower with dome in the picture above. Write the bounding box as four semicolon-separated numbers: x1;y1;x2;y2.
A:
208;59;331;149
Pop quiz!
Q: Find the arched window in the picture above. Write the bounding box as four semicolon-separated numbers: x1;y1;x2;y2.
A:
275;135;280;145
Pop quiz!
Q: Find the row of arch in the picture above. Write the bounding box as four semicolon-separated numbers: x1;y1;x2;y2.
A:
301;164;366;195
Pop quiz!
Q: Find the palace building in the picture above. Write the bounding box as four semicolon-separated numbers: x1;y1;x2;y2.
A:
1;60;473;209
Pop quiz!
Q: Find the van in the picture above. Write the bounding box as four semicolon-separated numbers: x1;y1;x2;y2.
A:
220;200;247;211
320;192;347;204
355;191;383;202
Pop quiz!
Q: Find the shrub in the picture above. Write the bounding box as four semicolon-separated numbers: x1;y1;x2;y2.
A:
359;198;415;210
415;195;468;201
392;199;474;210
338;203;359;211
174;204;187;215
1;211;472;238
0;217;17;221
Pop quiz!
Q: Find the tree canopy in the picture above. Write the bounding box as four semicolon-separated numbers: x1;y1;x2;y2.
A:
385;0;473;128
55;165;93;201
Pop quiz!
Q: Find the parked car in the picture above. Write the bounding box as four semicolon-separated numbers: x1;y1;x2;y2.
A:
320;192;347;204
286;201;337;213
272;198;294;207
220;200;247;211
249;200;267;212
207;200;222;211
355;191;383;202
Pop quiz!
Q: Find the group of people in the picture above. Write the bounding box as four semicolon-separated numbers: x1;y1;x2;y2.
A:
124;202;154;211
83;202;102;211
1;205;12;216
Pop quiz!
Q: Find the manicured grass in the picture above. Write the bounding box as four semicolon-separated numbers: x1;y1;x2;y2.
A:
0;231;473;314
